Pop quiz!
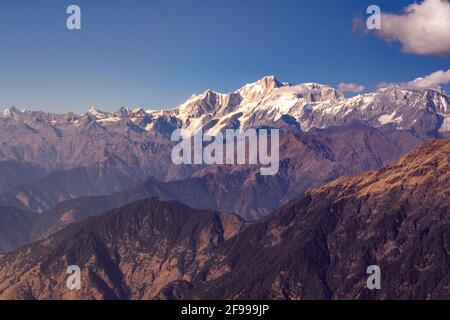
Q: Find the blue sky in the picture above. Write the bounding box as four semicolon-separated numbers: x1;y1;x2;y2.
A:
0;0;449;113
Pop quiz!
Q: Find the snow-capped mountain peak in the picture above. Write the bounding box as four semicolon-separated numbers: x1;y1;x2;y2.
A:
1;76;449;136
78;77;450;135
82;107;110;119
237;75;283;100
2;106;23;119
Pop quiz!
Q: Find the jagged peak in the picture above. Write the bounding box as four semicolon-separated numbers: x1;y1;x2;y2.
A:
179;89;225;110
81;107;111;120
200;89;222;100
256;75;283;88
239;75;282;90
1;106;24;119
114;106;132;116
3;106;22;114
237;76;284;100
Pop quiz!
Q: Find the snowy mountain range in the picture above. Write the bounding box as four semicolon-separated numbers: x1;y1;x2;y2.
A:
0;75;446;218
2;76;450;137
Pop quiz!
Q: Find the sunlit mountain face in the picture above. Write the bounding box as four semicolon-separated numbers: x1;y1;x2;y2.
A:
0;77;441;222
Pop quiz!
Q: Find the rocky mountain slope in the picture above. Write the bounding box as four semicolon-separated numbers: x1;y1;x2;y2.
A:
0;138;448;300
0;165;152;213
0;76;448;173
0;199;246;300
0;207;35;254
0;76;446;214
0;121;425;220
14;122;423;251
188;138;450;299
152;76;450;136
0;161;45;193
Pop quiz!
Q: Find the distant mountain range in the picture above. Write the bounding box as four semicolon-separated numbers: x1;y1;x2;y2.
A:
3;76;450;137
0;76;449;300
0;123;426;254
0;138;448;300
0;76;443;216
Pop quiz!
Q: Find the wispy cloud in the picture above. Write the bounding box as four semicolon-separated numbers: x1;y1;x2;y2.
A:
378;69;450;89
406;69;450;89
338;82;365;93
375;0;450;56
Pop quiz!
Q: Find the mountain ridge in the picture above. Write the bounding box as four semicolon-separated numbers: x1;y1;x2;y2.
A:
0;138;448;300
0;76;443;210
2;76;449;136
0;122;424;255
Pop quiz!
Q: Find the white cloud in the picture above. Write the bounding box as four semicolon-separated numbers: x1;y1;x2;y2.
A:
406;69;450;88
376;81;395;89
375;0;450;56
377;69;450;89
337;82;365;92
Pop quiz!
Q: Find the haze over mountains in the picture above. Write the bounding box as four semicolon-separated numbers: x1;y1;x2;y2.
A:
0;138;448;300
0;122;422;253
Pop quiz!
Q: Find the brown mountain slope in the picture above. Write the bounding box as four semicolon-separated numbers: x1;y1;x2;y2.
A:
185;138;450;299
0;139;448;300
22;123;424;249
0;199;245;300
0;122;424;219
0;161;45;193
25;123;425;243
0;207;35;254
185;122;425;219
0;165;139;213
0;122;426;256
